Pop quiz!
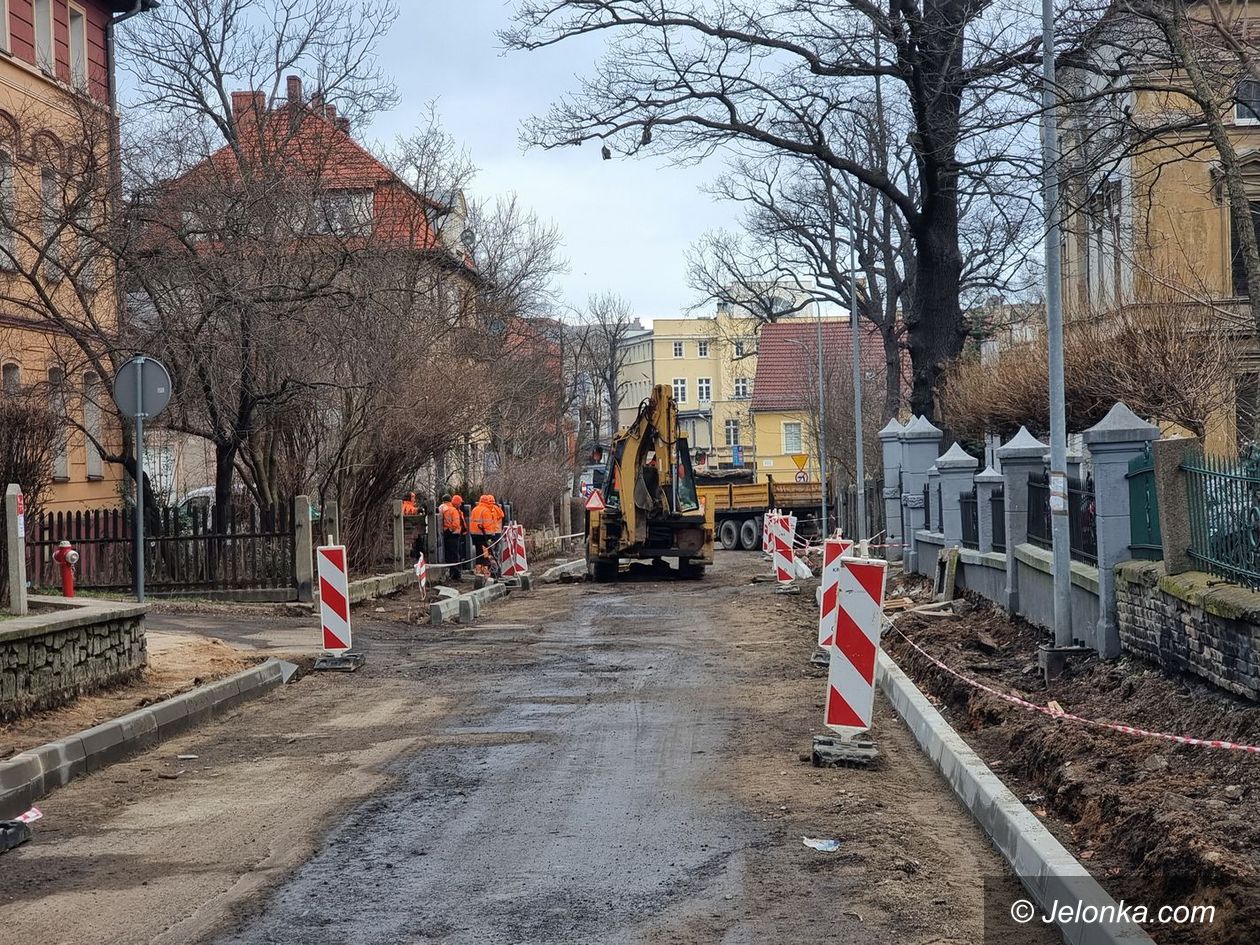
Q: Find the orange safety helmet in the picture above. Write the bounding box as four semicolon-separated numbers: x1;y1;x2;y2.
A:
452;494;463;506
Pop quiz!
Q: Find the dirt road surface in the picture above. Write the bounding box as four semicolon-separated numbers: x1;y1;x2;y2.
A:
3;555;1055;944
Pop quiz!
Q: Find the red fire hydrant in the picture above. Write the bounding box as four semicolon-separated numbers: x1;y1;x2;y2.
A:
52;540;80;597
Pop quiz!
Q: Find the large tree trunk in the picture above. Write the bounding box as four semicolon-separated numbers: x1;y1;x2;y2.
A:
213;443;237;527
906;220;968;419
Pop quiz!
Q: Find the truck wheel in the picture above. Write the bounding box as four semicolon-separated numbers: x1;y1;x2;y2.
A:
739;518;759;550
590;559;619;582
718;519;739;550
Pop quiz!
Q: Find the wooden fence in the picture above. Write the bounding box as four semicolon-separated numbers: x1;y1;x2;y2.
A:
26;502;296;592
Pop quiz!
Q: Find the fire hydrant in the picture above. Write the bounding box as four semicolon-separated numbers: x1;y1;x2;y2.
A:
52;540;80;598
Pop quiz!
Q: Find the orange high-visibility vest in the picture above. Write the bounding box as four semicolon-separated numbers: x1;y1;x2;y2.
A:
440;503;464;534
470;500;501;535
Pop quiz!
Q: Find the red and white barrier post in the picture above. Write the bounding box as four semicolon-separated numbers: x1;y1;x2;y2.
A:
815;537;855;660
498;523;530;582
772;512;799;594
314;544;364;671
414;553;428;594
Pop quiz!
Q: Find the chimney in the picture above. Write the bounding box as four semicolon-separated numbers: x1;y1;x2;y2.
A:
286;74;303;105
335;116;350;134
230;90;265;125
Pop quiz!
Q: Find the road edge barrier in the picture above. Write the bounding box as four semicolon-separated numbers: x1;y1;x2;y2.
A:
430;582;510;626
0;657;298;821
539;559;588;583
875;650;1156;945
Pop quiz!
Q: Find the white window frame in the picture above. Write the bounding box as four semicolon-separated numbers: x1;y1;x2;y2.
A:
724;418;740;447
83;371;102;479
672;377;687;403
697;340;709;357
733;377;749;399
672;340;684;358
34;0;54;74
68;4;87;91
733;340;745;357
0;1;11;54
782;421;803;455
1238;78;1260;125
697;377;711;402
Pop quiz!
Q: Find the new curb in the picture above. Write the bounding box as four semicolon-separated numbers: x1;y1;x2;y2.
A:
875;651;1155;945
0;658;294;821
539;558;587;583
429;582;510;626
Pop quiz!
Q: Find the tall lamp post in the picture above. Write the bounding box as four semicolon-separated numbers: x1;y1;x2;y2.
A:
848;177;867;541
1042;0;1073;647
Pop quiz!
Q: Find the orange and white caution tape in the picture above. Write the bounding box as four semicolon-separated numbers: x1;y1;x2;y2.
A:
890;623;1260;754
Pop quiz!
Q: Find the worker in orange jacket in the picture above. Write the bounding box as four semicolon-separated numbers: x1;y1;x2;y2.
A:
440;494;466;580
469;494;504;575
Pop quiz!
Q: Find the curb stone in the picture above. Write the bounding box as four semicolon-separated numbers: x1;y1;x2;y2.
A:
539;559;587;583
875;651;1155;945
0;658;294;821
430;582;511;626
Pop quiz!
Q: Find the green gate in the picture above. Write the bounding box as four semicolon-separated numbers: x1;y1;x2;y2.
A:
1126;443;1162;560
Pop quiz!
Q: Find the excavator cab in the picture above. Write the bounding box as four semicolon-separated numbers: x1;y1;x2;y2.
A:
587;384;715;581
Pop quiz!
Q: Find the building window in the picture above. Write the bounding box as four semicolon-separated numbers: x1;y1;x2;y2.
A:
314;190;373;236
672;340;684;358
0;1;10;53
34;0;53;74
0;151;14;268
672;377;686;403
1232;201;1260;297
724;418;741;446
783;421;803;454
1238;79;1260;125
2;362;18;393
733;340;745;357
69;6;87;90
733;377;749;399
697;340;709;357
49;367;69;480
1085;180;1123;306
42;167;62;278
1237;373;1260;448
698;377;711;402
83;372;102;478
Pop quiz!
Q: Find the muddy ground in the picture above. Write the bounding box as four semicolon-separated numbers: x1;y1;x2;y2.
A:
3;553;1053;944
885;580;1260;945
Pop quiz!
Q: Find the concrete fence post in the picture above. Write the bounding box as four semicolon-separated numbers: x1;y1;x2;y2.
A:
974;465;1004;555
996;427;1049;613
879;418;904;560
5;484;28;616
1082;402;1160;658
325;500;340;546
1153;435;1202;576
294;495;314;603
560;490;572;540
926;465;941;530
392;500;405;571
898;415;943;573
937;444;980;547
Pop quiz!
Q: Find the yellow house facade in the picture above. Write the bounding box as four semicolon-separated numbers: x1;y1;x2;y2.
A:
617;308;761;471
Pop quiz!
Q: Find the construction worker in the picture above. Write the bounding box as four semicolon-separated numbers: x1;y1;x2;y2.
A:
469;494;504;577
440;494;466;581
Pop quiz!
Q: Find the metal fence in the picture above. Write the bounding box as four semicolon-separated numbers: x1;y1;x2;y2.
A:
991;487;1006;552
27;502;296;592
922;483;931;530
1027;471;1097;564
835;479;885;540
1126;443;1162;560
1182;447;1260;589
960;488;979;549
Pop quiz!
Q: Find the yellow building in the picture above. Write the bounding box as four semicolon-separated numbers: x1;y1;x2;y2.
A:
1059;8;1260;450
0;2;152;510
618;308;760;471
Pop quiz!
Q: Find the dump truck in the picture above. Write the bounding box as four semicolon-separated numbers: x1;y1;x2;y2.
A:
697;478;828;550
586;384;715;581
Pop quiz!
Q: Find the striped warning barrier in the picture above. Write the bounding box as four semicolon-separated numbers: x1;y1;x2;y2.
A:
824;555;888;734
414;553;428;593
762;509;775;559
316;545;352;655
817;537;855;648
500;523;530;578
773;513;797;588
511;523;529;576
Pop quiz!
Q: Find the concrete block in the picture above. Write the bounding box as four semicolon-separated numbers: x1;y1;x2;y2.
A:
78;719;127;772
148;695;191;739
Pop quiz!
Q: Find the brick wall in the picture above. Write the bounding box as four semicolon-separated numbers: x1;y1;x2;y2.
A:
1;600;147;720
1116;561;1260;700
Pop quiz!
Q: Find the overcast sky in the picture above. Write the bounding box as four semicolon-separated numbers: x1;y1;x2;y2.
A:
362;1;738;320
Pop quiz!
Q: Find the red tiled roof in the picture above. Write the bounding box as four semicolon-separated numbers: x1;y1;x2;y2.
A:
750;318;896;412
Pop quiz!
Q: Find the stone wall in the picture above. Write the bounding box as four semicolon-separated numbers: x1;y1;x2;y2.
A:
1116;561;1260;700
1;597;148;720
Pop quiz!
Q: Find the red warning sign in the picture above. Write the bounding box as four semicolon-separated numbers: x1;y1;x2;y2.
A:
317;545;352;654
584;489;606;511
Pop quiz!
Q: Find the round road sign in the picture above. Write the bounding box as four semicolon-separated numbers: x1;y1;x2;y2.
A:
795;470;808;483
112;355;173;420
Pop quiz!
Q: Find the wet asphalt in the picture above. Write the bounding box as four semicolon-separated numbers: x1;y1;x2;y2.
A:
211;582;760;944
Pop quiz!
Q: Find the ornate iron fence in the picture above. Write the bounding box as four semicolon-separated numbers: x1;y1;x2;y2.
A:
1027;471;1097;564
922;482;931;530
960;488;979;549
1182;446;1260;588
1126;442;1162;560
991;487;1006;552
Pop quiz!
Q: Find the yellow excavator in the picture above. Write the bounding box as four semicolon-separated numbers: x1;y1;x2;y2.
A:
587;384;715;581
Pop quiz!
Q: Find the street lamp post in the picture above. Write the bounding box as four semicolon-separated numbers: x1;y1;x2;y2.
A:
848;177;867;541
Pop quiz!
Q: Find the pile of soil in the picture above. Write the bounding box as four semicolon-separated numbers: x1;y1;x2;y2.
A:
884;583;1260;944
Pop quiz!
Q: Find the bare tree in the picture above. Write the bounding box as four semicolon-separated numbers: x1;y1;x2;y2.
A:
572;292;640;441
503;1;1049;418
